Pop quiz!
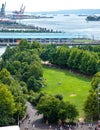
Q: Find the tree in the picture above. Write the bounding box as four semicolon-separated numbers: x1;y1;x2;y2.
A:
18;39;30;51
40;44;57;63
97;60;100;72
86;55;98;75
27;76;42;91
1;46;15;62
31;41;41;49
91;72;100;90
59;101;78;121
72;49;83;70
0;68;13;85
37;95;60;123
83;90;98;120
0;83;16;126
1;40;43;92
84;72;100;120
29;62;43;79
31;41;42;54
56;46;70;67
0;68;27;124
79;51;90;74
37;95;78;123
67;48;78;69
79;51;98;75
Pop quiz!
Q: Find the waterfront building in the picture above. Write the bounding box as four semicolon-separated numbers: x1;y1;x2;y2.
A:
0;32;87;46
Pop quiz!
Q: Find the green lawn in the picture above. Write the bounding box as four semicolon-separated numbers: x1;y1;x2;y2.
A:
41;66;91;117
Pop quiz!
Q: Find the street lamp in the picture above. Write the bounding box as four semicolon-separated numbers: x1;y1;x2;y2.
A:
98;83;100;119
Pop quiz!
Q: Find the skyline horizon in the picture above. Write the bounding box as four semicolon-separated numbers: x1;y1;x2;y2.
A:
0;0;100;12
5;8;100;13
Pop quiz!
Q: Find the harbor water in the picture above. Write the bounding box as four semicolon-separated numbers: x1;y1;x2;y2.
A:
19;14;100;40
1;13;100;55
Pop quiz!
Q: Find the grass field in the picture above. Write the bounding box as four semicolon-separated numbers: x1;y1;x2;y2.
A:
41;66;91;117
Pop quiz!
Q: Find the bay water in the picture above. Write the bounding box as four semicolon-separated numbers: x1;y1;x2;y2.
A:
1;13;100;55
19;14;100;40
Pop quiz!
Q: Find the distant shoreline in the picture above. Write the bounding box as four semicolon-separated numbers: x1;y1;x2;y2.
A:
0;20;62;33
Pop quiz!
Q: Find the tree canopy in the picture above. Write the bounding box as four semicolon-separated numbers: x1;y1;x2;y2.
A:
84;72;100;120
0;83;16;125
1;40;43;92
37;95;78;123
41;45;99;75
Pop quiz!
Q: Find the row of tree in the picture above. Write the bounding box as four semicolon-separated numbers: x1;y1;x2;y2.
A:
40;44;99;75
83;71;100;120
0;68;26;126
1;40;43;92
78;45;100;59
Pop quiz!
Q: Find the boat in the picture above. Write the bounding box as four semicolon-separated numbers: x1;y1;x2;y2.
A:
86;15;100;21
78;14;87;16
64;14;70;16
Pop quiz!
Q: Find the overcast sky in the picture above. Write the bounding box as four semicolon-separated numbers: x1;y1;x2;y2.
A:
0;0;100;12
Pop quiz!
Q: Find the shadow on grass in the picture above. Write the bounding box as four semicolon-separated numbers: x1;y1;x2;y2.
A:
43;64;91;83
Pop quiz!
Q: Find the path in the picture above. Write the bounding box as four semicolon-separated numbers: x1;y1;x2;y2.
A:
20;101;98;130
20;101;53;130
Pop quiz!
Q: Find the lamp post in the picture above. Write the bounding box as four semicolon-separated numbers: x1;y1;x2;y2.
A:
98;83;100;119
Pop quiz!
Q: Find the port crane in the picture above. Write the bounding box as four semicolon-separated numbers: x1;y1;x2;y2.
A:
12;4;25;15
0;2;6;17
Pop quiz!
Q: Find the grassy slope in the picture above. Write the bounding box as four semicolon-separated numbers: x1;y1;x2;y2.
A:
41;66;91;117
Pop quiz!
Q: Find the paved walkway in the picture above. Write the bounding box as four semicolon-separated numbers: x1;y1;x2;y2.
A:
20;101;52;130
19;101;98;130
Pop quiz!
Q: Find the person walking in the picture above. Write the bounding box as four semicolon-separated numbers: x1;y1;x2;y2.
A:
49;125;53;130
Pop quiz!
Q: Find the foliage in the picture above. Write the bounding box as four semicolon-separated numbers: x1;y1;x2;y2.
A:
0;68;26;125
0;83;16;126
1;40;43;92
91;72;100;90
55;46;70;67
55;94;63;100
41;45;99;75
27;76;42;91
84;71;100;121
83;90;98;120
37;95;78;123
40;44;57;63
0;68;13;85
